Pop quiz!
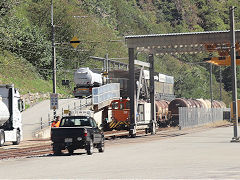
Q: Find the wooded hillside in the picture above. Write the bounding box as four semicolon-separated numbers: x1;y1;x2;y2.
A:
1;0;240;104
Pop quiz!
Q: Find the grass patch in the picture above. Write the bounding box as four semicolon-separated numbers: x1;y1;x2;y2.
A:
0;49;70;95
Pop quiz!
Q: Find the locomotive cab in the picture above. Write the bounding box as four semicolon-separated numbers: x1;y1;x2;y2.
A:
109;99;130;130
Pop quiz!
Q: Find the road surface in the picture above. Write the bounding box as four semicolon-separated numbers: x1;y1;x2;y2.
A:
22;98;91;140
0;126;239;179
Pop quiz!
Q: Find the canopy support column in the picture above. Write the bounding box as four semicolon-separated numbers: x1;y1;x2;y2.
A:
128;48;136;138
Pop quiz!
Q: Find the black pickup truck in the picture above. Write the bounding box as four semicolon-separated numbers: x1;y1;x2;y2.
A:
51;116;104;155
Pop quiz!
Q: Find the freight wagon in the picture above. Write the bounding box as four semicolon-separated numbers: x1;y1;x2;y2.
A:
168;98;227;126
106;98;227;131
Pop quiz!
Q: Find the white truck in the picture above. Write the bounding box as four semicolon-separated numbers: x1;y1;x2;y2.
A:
0;84;24;146
73;67;102;98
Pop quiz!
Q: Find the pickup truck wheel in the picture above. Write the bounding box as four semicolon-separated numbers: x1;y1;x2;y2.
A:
98;138;104;153
53;146;61;155
86;140;93;155
0;131;5;147
12;130;21;145
68;149;74;155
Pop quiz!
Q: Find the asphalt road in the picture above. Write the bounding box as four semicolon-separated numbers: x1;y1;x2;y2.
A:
1;126;240;179
22;98;91;140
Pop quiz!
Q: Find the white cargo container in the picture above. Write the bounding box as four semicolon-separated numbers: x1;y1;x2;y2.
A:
73;67;103;98
74;67;102;86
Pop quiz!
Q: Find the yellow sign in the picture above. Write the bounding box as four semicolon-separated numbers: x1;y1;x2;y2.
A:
64;110;70;114
70;36;80;48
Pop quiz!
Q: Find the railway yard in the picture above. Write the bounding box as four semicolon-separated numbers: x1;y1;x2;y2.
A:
0;122;230;160
1;123;240;179
2;2;240;179
0;65;234;179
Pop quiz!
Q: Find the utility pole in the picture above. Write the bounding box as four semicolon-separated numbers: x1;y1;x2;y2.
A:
230;6;239;142
51;0;57;119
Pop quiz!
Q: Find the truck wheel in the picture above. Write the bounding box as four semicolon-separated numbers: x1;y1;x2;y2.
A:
0;131;5;147
86;140;93;155
68;148;74;155
98;138;104;153
130;133;136;138
12;130;21;145
53;145;61;155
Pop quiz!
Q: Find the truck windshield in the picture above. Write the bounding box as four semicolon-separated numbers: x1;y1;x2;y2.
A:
60;117;91;127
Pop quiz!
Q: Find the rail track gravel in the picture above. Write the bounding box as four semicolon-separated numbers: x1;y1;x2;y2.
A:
0;123;231;160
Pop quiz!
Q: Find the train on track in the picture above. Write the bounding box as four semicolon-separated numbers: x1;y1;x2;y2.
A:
73;68;175;101
72;67;227;132
106;98;226;131
73;67;102;98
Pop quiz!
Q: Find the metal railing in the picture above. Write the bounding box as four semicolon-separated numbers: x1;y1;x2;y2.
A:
29;97;93;135
179;107;231;129
92;83;120;104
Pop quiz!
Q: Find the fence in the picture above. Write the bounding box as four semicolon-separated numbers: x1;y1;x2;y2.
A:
179;107;231;129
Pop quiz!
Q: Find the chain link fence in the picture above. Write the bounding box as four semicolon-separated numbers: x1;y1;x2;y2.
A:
179;107;231;129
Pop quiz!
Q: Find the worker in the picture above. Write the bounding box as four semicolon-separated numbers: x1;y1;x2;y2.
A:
51;116;61;127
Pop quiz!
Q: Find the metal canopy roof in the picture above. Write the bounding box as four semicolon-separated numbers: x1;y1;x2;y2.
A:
125;30;240;55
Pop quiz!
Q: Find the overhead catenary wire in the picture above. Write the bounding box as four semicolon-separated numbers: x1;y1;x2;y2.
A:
0;54;100;73
0;37;126;56
0;37;128;74
0;43;127;70
0;38;87;53
0;44;88;63
0;35;124;48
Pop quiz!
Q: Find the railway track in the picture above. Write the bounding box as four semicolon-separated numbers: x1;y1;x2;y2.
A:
0;123;231;160
0;144;52;160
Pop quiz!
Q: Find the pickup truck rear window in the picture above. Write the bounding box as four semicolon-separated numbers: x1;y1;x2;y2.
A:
60;117;92;127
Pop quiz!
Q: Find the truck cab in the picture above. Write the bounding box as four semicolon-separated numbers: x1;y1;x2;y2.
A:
0;84;24;146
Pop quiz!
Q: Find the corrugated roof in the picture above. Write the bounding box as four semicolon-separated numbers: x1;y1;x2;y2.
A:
125;30;240;54
125;30;240;39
